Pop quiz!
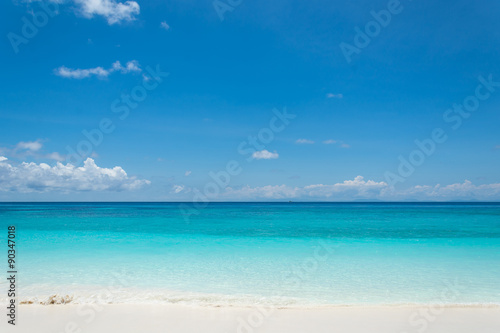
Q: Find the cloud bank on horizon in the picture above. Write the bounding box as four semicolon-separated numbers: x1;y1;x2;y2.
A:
0;151;499;200
1;144;498;201
170;176;500;202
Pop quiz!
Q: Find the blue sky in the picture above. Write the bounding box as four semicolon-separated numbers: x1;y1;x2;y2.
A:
1;0;500;201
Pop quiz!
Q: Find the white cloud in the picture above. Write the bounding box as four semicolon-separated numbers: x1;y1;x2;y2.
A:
55;60;141;79
210;177;500;201
55;66;110;79
160;21;170;30
75;0;140;25
19;0;139;25
46;152;65;161
221;176;387;200
303;176;387;199
16;140;42;152
323;139;350;148
0;157;7;162
5;140;68;161
326;93;343;99
112;60;141;73
172;185;184;193
225;185;300;199
252;150;279;160
0;157;150;193
399;180;500;201
296;139;315;144
184;171;192;176
161;176;500;201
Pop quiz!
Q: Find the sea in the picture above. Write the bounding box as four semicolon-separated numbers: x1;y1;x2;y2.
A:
1;202;499;307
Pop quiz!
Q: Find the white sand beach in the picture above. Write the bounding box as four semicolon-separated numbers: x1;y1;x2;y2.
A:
2;304;500;333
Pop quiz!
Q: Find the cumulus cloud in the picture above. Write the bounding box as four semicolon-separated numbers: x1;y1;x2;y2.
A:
296;139;315;144
252;150;279;160
111;60;141;73
184;171;192;176
326;93;343;99
160;21;170;30
0;157;150;193
16;140;42;152
75;0;140;24
55;60;141;79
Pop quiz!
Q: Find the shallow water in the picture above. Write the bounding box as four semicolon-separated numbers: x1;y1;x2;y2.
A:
1;202;499;306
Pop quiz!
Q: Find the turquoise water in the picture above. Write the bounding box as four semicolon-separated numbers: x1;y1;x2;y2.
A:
1;203;499;306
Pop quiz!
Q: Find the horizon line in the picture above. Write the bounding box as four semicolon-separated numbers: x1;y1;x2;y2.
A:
1;201;500;204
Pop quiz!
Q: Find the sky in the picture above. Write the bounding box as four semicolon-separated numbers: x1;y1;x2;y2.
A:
1;0;500;201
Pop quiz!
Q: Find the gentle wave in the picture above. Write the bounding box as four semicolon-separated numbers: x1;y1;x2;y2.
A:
5;286;307;307
4;289;500;308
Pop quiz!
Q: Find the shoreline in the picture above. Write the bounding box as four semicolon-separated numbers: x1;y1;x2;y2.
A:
2;304;500;332
13;301;500;309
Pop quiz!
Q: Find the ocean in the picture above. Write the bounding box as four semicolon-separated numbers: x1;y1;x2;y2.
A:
1;202;499;307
